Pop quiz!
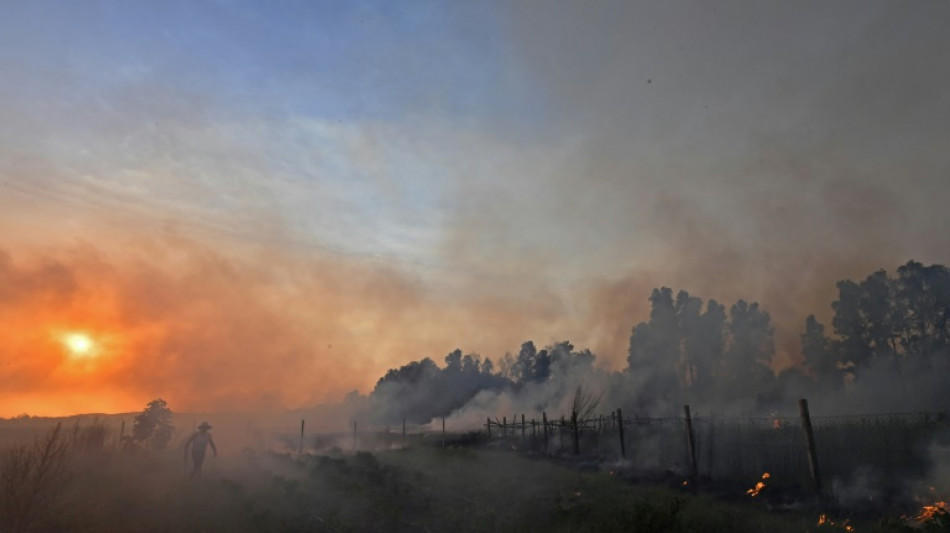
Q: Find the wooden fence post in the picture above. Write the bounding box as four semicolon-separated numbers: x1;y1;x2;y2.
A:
442;416;446;448
542;412;548;452
487;417;492;438
521;414;526;447
683;405;697;479
571;411;580;455
799;398;822;496
403;418;407;446
559;416;566;450
353;420;357;451
119;420;125;450
299;419;305;456
617;408;626;459
503;416;507;440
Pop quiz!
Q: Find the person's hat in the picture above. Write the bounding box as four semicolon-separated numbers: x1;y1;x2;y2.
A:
198;421;212;430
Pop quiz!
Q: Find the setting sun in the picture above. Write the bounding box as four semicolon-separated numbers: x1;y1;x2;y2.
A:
64;333;94;357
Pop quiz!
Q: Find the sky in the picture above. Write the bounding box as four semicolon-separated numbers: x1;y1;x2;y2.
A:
1;0;949;417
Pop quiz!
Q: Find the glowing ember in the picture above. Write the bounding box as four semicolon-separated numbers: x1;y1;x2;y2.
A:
916;501;948;523
818;514;855;531
746;472;769;497
768;410;782;429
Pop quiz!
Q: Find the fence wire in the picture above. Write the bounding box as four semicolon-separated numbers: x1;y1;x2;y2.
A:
481;409;948;493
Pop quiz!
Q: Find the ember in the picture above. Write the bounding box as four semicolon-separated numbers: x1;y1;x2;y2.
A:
915;501;948;524
746;472;770;497
817;514;855;531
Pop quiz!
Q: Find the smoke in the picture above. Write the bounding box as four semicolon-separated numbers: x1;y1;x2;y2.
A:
0;235;588;418
2;1;950;426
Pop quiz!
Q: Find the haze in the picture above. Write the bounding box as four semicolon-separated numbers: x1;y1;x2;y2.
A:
2;1;949;417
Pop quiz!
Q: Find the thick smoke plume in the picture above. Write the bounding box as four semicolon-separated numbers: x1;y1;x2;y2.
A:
366;260;950;425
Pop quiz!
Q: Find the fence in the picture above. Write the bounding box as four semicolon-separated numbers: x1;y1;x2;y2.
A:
481;399;948;498
269;398;945;502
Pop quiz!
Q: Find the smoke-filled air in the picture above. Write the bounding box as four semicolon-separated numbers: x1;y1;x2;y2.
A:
3;1;950;532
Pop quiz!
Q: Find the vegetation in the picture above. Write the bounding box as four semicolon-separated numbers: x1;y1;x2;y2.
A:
369;261;950;423
0;423;70;532
2;427;946;533
131;399;175;451
2;413;947;532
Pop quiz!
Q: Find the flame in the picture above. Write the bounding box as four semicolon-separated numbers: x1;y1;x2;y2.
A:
818;514;855;531
768;410;782;429
746;472;769;497
916;501;948;523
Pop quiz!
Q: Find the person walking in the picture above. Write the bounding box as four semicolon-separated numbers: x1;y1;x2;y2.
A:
183;421;218;478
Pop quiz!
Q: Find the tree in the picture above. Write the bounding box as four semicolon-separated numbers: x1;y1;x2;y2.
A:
693;299;726;397
801;314;843;390
132;399;174;451
723;300;775;399
480;357;495;375
513;341;537;384
895;261;950;365
569;385;601;455
443;349;463;373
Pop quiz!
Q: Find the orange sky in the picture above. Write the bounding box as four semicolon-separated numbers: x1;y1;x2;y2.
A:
0;231;593;417
3;2;949;417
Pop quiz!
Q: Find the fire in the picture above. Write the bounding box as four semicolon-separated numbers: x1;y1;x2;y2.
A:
746;472;770;497
916;501;948;523
768;410;783;429
818;514;854;531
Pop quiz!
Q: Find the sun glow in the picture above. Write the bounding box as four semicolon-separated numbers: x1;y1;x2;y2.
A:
64;333;95;357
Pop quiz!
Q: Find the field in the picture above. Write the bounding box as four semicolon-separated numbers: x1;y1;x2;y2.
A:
480;407;950;513
2;415;949;532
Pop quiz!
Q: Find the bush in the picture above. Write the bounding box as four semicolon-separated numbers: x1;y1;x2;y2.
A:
0;423;70;532
132;399;174;451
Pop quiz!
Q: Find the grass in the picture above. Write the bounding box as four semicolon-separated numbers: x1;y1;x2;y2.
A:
2;421;948;532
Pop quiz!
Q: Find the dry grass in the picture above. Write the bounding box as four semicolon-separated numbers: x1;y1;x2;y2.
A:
0;423;70;532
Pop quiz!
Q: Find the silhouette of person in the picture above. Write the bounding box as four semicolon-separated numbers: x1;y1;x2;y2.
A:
183;421;218;478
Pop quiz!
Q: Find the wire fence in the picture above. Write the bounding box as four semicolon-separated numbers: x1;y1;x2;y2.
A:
479;402;948;496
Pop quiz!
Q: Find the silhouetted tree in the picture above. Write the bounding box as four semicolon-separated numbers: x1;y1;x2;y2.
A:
802;315;834;373
694;299;726;398
895;261;950;366
132;399;174;451
444;349;463;373
724;300;775;398
513;341;538;384
533;349;551;382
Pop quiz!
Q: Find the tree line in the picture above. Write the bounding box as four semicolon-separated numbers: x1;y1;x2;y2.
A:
367;260;950;423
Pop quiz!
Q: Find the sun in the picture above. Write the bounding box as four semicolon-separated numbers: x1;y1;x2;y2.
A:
63;333;95;357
